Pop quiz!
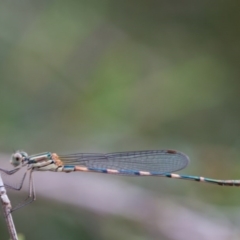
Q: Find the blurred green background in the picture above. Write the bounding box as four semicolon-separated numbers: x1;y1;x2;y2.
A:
1;1;240;239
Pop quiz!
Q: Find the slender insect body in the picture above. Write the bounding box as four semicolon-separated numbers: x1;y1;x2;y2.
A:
2;149;240;212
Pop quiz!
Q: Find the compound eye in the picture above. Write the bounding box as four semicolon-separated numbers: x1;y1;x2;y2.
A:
10;152;23;167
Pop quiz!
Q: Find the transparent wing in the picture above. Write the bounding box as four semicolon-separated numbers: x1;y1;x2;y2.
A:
59;150;189;174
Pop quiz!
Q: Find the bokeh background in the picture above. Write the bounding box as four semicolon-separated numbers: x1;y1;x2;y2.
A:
1;1;240;239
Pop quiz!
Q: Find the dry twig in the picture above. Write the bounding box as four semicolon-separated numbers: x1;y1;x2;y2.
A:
0;174;18;240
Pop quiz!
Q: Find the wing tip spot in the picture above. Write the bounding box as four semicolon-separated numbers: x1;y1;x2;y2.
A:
166;150;177;154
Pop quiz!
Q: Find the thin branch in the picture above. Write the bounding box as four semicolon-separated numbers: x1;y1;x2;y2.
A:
0;174;18;240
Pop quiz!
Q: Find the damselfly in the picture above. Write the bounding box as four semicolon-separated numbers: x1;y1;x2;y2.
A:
0;149;239;211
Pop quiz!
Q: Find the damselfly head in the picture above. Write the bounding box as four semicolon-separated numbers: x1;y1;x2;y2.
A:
10;151;28;167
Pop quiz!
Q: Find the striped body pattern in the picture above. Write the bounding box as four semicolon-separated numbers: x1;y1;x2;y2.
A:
2;148;240;211
14;149;240;186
